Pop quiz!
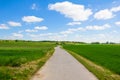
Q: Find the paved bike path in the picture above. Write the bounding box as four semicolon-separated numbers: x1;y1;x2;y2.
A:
31;46;98;80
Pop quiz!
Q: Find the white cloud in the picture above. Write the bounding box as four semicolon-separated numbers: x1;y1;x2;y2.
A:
31;3;38;10
89;33;119;43
86;24;111;30
94;6;120;20
0;24;9;29
67;21;81;26
8;21;21;27
48;34;67;41
29;33;53;37
25;29;37;32
22;16;43;23
69;27;84;32
94;9;114;20
60;30;73;34
60;24;110;35
28;33;67;41
48;1;92;21
115;21;120;26
12;33;23;38
110;6;120;12
25;26;48;33
35;26;48;30
60;27;84;35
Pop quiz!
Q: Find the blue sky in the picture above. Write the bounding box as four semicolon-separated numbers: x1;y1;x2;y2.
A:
0;0;120;42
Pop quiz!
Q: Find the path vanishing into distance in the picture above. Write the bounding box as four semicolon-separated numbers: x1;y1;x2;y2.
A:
31;46;98;80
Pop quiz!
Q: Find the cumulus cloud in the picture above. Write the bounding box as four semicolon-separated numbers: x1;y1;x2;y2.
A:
27;24;111;41
67;21;81;26
0;24;9;29
60;27;84;35
22;16;43;23
29;33;53;38
94;6;120;20
12;33;23;38
8;21;21;27
94;9;114;20
60;30;73;34
48;1;92;21
60;24;110;35
115;21;120;26
25;29;37;32
110;6;120;12
25;26;48;33
48;34;67;41
86;24;111;30
35;26;48;30
31;3;38;10
28;33;67;41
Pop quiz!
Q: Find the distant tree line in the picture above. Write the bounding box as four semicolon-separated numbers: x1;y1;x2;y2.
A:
91;41;117;44
0;40;29;42
0;39;119;44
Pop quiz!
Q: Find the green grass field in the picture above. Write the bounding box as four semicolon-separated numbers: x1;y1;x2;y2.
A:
63;44;120;79
0;41;56;80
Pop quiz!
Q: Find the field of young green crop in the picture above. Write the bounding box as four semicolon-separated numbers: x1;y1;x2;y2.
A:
0;41;56;80
63;44;120;75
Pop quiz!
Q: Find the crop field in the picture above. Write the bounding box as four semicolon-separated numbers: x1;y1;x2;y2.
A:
0;41;56;80
63;44;120;78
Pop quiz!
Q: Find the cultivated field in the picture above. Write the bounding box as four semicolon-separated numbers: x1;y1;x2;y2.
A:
63;44;120;80
0;41;56;80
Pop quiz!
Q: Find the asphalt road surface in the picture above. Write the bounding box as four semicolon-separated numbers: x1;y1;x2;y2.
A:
31;46;98;80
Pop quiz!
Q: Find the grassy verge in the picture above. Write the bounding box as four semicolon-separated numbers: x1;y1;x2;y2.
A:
62;44;120;73
0;49;54;80
0;41;56;80
65;50;120;80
